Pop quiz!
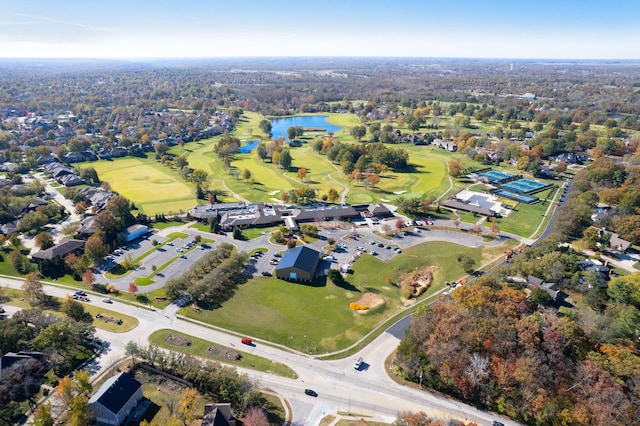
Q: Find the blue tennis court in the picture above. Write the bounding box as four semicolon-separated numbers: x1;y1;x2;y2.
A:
496;190;538;204
478;170;514;183
502;178;550;194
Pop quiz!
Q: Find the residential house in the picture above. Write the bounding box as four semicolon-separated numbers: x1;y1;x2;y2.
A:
88;373;143;426
0;351;45;380
275;246;322;282
201;403;236;426
526;276;565;301
31;239;85;262
431;139;457;152
609;232;631;253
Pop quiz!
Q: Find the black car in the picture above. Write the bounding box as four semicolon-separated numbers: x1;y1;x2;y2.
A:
304;389;318;397
492;421;505;426
261;271;272;277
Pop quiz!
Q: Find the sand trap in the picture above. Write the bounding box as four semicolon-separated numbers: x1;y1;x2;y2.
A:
353;292;384;310
393;190;407;195
269;190;281;195
380;198;390;202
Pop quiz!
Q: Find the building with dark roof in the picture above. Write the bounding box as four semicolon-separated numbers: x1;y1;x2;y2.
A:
441;198;495;217
202;403;236;426
31;239;85;262
275;246;322;282
88;372;143;426
0;351;45;380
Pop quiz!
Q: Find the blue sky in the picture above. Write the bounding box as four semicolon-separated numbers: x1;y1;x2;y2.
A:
0;0;638;59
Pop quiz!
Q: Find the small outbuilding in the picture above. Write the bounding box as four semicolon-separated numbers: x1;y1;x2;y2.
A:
275;246;322;282
119;224;151;242
88;372;143;426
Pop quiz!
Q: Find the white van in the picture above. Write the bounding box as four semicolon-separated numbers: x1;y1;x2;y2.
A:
354;357;363;370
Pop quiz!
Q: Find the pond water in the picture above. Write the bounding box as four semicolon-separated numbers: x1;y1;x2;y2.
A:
239;140;260;153
269;115;342;140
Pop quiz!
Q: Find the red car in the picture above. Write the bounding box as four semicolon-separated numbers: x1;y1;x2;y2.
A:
241;338;252;345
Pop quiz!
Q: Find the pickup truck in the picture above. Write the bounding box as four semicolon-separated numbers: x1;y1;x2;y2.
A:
354;357;363;370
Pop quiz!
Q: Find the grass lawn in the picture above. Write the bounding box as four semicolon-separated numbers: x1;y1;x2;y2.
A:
496;186;560;237
2;287;138;332
85;156;196;215
181;240;505;353
149;329;297;378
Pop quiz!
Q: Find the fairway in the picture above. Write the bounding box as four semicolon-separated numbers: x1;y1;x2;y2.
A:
89;157;195;215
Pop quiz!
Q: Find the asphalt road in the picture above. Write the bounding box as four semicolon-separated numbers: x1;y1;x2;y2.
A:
0;273;520;426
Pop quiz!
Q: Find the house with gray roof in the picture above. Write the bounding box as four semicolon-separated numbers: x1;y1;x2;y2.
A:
88;373;143;426
202;402;236;426
275;246;322;282
31;239;85;262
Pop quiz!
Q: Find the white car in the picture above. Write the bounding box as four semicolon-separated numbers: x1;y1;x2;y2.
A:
102;298;113;304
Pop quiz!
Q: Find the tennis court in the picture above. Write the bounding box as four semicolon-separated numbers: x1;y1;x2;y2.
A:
496;189;538;204
502;178;550;194
478;170;514;183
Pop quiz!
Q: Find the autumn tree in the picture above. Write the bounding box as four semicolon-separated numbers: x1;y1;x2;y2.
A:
367;173;380;189
22;272;45;305
84;235;107;263
297;167;307;181
34;231;54;250
449;160;463;177
327;188;340;203
243;406;269;426
178;388;198;425
128;281;139;294
32;403;54;426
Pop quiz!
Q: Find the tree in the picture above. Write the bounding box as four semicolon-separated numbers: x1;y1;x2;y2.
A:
449;161;462;177
22;272;45;305
106;195;135;228
242;168;252;182
84;235;107;263
457;254;476;273
82;269;95;286
233;226;242;240
32;403;54;426
258;119;272;135
297;167;307;181
178;388;198;425
62;296;85;321
128;281;138;294
350;125;366;141
279;150;292;170
367;173;380;189
256;143;269;162
79;167;100;185
327;188;340;203
34;232;54;250
244;406;269;426
191;169;209;187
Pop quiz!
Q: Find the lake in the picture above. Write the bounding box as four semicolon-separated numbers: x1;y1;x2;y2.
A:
269;116;342;140
239;140;260;153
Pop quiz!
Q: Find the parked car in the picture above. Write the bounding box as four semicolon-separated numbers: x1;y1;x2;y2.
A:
354;357;363;370
273;253;281;257
304;389;318;397
241;337;252;345
261;271;272;277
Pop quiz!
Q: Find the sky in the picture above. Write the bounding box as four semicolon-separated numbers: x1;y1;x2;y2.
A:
0;0;639;60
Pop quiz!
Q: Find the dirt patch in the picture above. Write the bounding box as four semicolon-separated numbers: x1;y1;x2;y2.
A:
206;345;240;361
353;292;384;310
164;334;192;347
399;266;437;299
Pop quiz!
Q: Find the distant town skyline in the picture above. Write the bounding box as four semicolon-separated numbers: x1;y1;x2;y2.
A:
1;0;639;60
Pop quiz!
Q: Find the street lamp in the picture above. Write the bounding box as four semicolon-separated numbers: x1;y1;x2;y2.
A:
304;334;310;354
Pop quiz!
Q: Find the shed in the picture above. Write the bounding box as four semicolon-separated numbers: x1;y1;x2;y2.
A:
275;246;322;282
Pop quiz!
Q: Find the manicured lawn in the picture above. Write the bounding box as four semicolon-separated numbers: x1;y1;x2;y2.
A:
181;240;501;353
149;329;297;378
2;287;138;332
86;156;196;215
495;186;560;237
